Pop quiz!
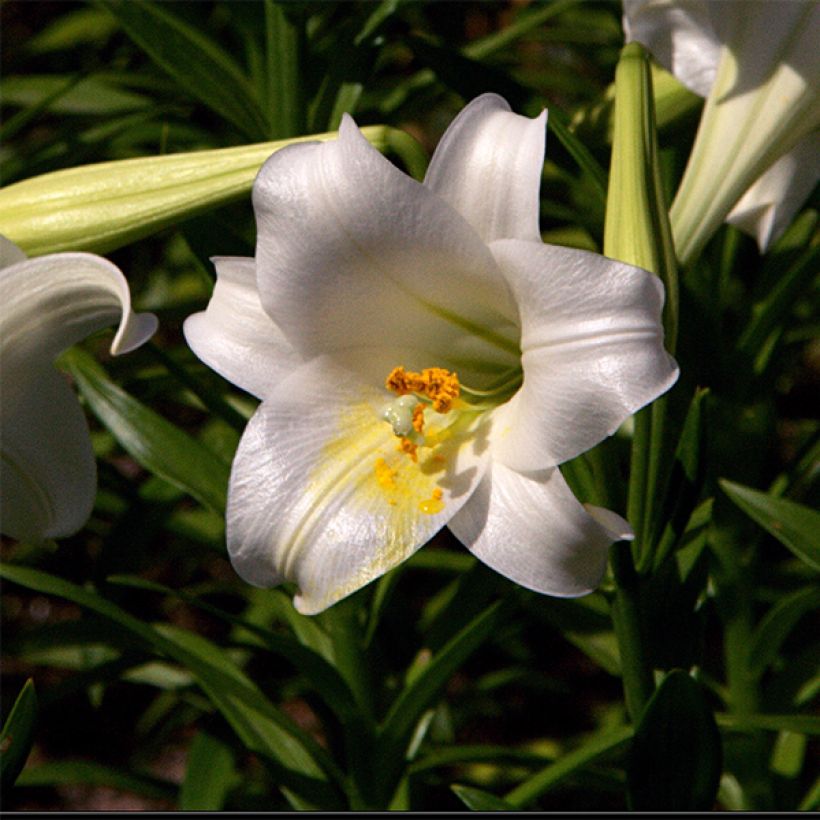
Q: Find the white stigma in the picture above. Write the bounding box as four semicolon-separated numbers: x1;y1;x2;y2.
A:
381;394;418;437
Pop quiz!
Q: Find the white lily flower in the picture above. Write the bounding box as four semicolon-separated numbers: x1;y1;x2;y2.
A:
623;0;820;261
184;94;679;615
0;237;157;542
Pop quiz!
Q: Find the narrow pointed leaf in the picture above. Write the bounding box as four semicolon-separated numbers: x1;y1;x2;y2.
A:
0;563;344;803
102;0;269;139
1;679;38;789
649;388;710;571
719;479;820;571
748;586;820;679
63;347;229;514
627;670;721;811
451;784;516;811
377;601;506;794
504;724;633;808
105;574;360;721
16;761;175;801
180;730;235;810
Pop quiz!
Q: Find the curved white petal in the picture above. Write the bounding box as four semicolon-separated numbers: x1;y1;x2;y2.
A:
489;240;678;472
622;0;721;97
226;357;492;614
1;236;27;269
250;116;520;389
664;2;820;263
726;135;820;251
183;256;301;400
449;462;631;596
0;251;158;369
424;93;547;244
0;247;157;541
1;365;97;541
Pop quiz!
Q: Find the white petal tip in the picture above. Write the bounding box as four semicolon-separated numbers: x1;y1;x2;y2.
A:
584;504;634;541
110;311;159;356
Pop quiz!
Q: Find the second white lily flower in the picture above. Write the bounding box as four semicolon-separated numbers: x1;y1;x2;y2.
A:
185;94;679;614
623;0;820;262
0;237;157;542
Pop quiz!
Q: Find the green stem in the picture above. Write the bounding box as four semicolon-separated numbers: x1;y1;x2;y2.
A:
610;541;654;722
626;409;651;563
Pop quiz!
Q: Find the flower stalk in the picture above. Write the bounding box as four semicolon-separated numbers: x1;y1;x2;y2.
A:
604;42;678;719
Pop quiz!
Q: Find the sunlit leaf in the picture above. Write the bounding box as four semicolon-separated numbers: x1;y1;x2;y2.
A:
720;479;820;571
180;730;236;810
63;347;230;514
1;679;38;790
102;0;269;139
451;784;516;811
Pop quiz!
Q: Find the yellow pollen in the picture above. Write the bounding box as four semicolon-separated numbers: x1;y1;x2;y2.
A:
374;457;397;491
412;403;425;434
385;366;460;414
397;438;418;461
419;487;444;515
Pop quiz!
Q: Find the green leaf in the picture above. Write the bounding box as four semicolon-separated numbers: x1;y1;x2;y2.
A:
748;586;820;679
377;601;506;797
719;479;820;571
451;784;516;811
0;563;344;807
26;7;119;53
717;713;820;736
63;347;230;514
2;74;150;115
627;670;722;811
649;388;710;571
547;107;608;207
16;760;175;801
106;574;360;722
799;777;820;811
264;1;305;138
504;725;633;809
101;0;269;140
180;730;236;810
1;679;38;790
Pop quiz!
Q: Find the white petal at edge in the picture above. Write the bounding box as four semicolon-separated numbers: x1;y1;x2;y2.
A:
227;358;491;614
489;240;678;472
449;462;631;597
726;135;820;251
0;250;156;541
0;252;157;369
251;116;520;388
1;365;97;541
0;236;27;269
183;256;301;400
424;93;546;244
622;0;721;98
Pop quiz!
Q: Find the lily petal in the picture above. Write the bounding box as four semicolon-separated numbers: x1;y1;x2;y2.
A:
1;235;27;268
183;256;301;400
424;93;547;244
622;0;721;97
226;357;491;614
726;135;820;251
1;252;158;368
449;462;631;596
2;365;98;541
625;0;820;262
0;246;157;541
251;116;520;389
489;240;678;471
